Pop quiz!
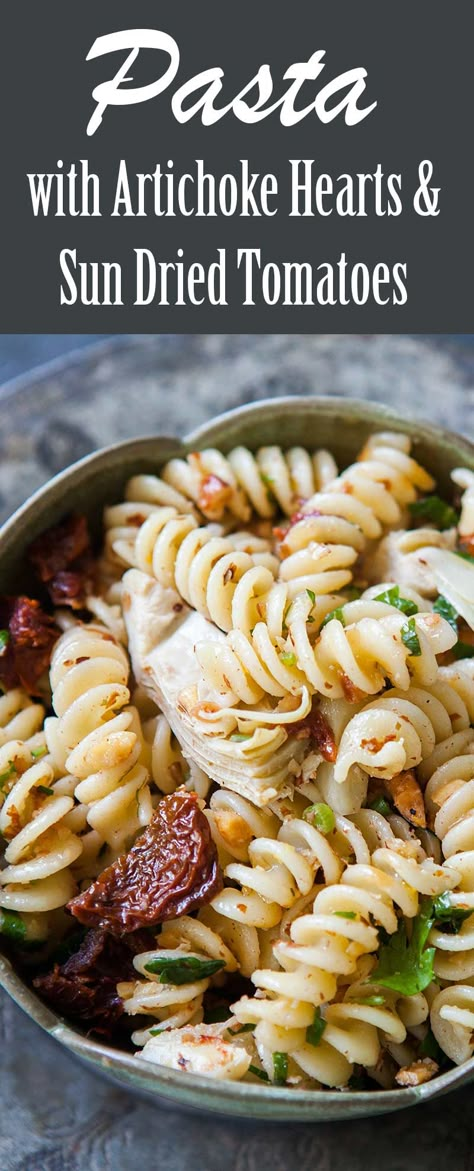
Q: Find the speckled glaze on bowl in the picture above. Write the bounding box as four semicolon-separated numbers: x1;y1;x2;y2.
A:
1;396;473;1122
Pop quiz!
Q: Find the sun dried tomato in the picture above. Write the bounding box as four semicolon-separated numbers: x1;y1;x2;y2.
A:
292;701;337;762
33;927;150;1035
68;791;223;936
28;514;94;609
274;508;322;555
0;596;58;694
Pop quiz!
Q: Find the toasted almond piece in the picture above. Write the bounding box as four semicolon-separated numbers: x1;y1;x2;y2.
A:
395;1058;438;1087
384;769;426;828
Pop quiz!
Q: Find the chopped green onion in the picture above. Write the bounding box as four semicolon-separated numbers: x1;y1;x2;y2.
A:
409;496;459;530
31;745;47;760
374;585;418;616
401;617;421;656
249;1064;270;1082
433;595;458;632
368;795;392;817
357;995;385;1006
304;802;335;835
272;1052;288;1085
0;909;27;943
144;955;226;985
306;1007;326;1047
279;651;297;667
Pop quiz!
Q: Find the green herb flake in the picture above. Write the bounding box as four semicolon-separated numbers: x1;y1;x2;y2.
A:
374;585;418;617
149;1025;168;1036
227;1022;255;1036
229;733;253;742
369;897;435;995
272;1052;289;1085
249;1064;270;1082
334;911;357;920
321;606;346;630
306;1007;327;1047
453;642;474;660
368;795;392;817
401;617;422;657
0;909;27;943
433;595;458;632
37;784;54;797
144;955;226;985
304;802;336;835
306;589;316;606
0;630;9;653
279;651;297;667
456;550;474;564
409;496;459;531
433;891;472;934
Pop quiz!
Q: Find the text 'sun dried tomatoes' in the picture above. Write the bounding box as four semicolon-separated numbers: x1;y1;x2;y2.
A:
68;791;223;935
0;596;58;694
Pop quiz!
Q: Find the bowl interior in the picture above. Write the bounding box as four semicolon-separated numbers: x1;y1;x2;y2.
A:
1;395;474;1121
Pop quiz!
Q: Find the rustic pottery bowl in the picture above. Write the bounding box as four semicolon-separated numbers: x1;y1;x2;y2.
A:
1;396;473;1121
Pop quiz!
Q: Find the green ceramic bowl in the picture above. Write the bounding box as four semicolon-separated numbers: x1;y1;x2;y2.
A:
1;396;473;1121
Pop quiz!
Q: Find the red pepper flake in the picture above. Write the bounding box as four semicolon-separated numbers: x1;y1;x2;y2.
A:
68;791;223;936
340;674;366;703
0;596;58;694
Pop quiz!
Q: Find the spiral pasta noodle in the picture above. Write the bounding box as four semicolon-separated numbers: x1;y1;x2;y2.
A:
160;446;338;522
45;623;153;853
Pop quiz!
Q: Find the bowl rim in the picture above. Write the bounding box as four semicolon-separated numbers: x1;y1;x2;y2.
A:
1;393;474;1120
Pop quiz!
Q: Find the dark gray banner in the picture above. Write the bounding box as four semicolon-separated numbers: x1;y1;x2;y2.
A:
0;0;472;331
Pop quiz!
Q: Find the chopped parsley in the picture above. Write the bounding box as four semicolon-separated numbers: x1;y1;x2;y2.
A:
304;802;335;835
203;1005;232;1024
374;585;418;617
357;995;385;1006
227;1022;255;1036
401;617;422;656
419;1029;443;1062
433;891;472;934
409;496;459;530
456;550;474;564
306;1006;326;1047
37;785;54;797
0;762;15;790
272;1052;289;1085
31;745;47;760
433;595;458;632
0;630;9;653
321;606;346;630
144;955;226;985
306;589;316;606
229;733;253;742
334;911;357;920
369;898;435;995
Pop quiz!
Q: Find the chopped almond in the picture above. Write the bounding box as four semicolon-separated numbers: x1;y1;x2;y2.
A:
384;769;426;828
395;1058;438;1087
